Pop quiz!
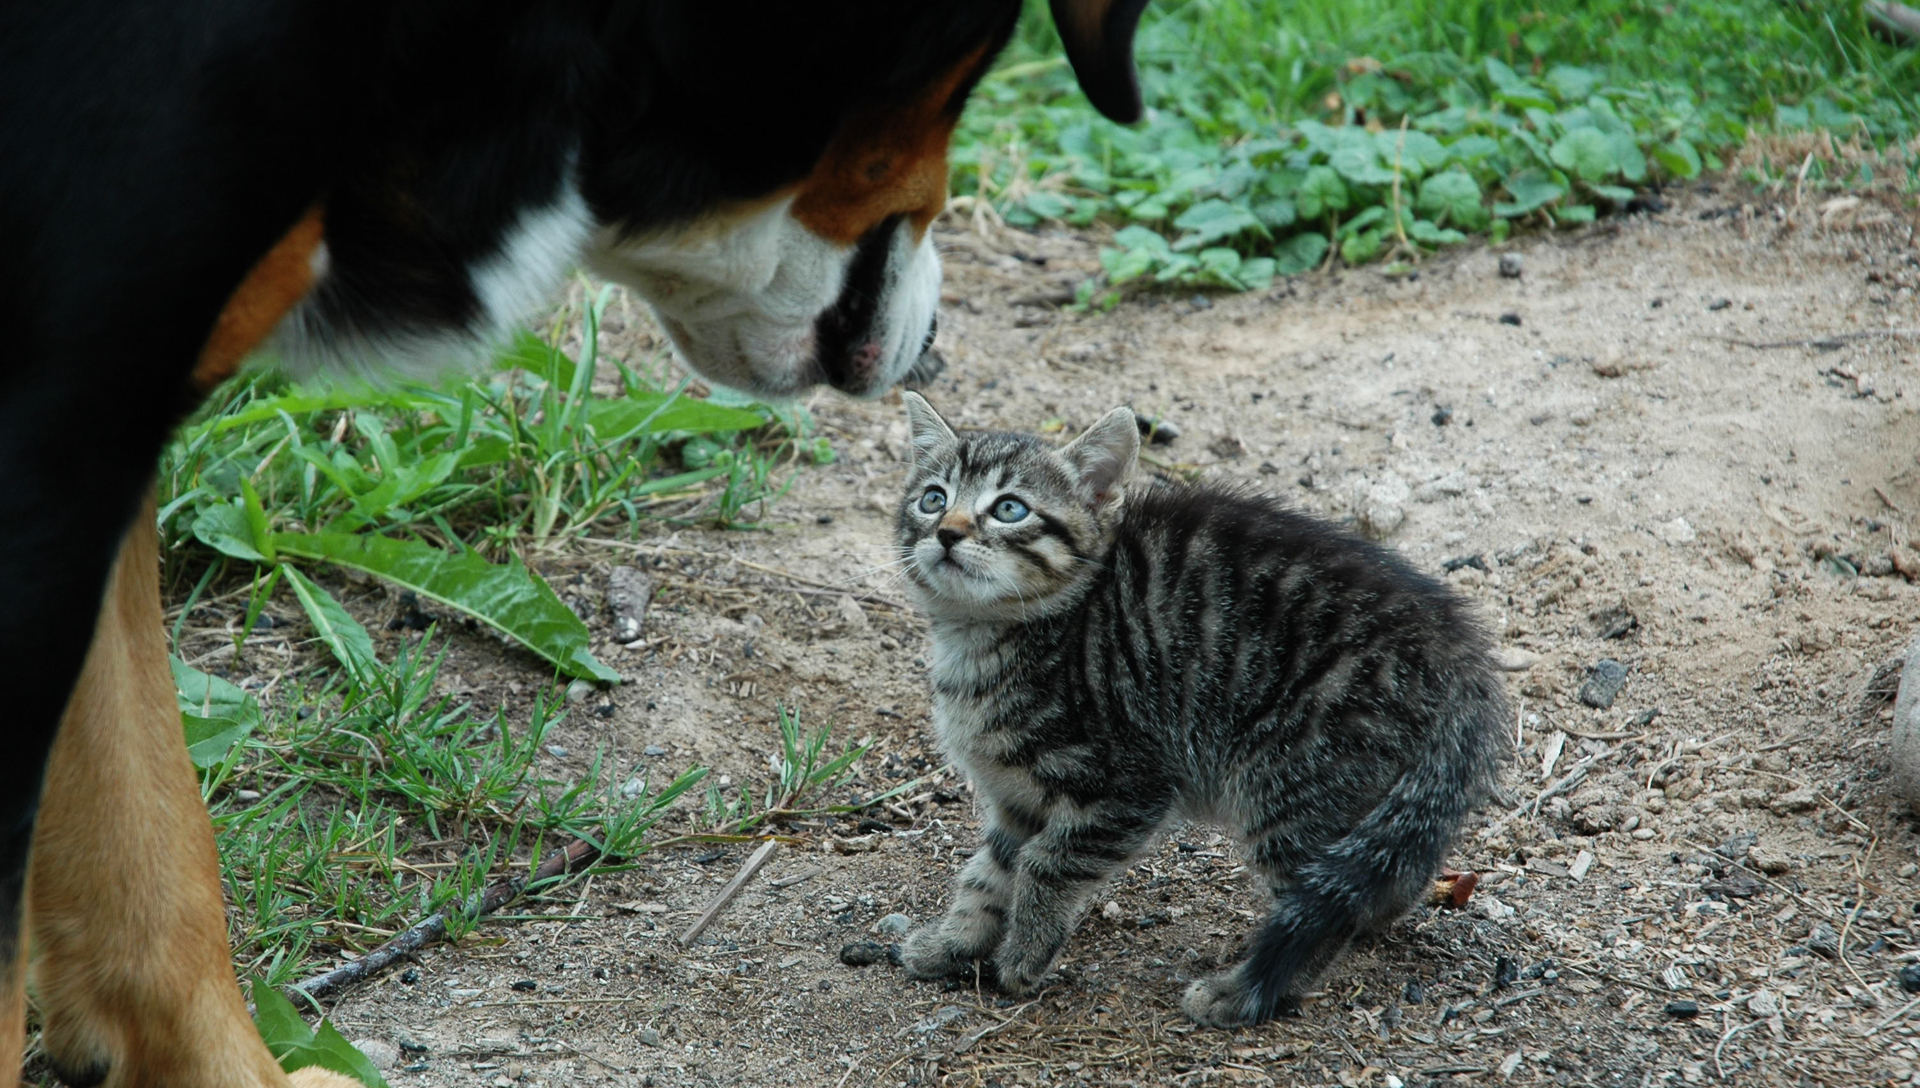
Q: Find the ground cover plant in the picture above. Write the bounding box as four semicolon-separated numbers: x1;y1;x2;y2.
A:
958;0;1920;294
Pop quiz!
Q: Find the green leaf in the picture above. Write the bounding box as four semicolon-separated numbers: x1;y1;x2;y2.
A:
1111;225;1172;254
1101;245;1157;285
1340;227;1387;265
238;479;276;563
1237;257;1278;291
1591;184;1636;204
1273;232;1329;275
1408;220;1468;246
193;503;267;563
586;394;767;442
1549;127;1618;182
252;982;390;1088
1252;198;1297;230
1171;199;1265;250
1610;131;1647;183
1024;191;1070;219
172;657;263;769
1545;65;1602;103
1377;129;1448;175
1295;166;1349;219
282;566;380;679
1336;205;1387;239
1554;203;1597;225
274;532;619;683
1417;171;1486;229
1653;137;1703;179
1495;170;1567;217
1329;145;1398;186
494;328;577;389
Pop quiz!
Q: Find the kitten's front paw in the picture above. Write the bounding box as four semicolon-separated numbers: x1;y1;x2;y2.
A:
1182;969;1258;1028
902;924;985;980
989;937;1061;997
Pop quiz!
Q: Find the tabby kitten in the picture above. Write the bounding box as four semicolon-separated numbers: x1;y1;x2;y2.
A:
894;393;1509;1027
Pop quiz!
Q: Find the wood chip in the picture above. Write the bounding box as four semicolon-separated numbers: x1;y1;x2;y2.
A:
1569;850;1594;881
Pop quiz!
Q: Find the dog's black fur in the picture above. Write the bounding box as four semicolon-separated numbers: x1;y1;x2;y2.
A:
0;1;1149;1043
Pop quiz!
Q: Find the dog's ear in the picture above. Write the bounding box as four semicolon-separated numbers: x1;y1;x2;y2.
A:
1048;0;1151;124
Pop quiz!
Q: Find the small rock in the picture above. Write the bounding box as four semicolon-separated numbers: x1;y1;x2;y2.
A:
1769;786;1819;816
1709;298;1732;311
565;679;595;705
1578;659;1629;709
874;913;912;938
511;978;538;991
1656;517;1697;545
1899;964;1920;994
1353;472;1411;540
1747;990;1780;1017
1806;922;1840;959
1492;647;1538;672
621;776;643;799
1498;312;1523;326
1431;406;1454;426
638;1026;661;1047
1892;640;1920;805
836;594;869;633
839;942;889;967
644;744;668;757
1208;433;1248;459
1747;843;1793;874
607;566;654;645
1472;894;1514;922
1102;901;1124;920
1403;979;1425;1005
234;789;261;803
400;968;420;984
1664;1000;1700;1019
1498;253;1524;278
910;1006;970;1034
351;1040;399;1071
1134;413;1180;444
1414;469;1469;503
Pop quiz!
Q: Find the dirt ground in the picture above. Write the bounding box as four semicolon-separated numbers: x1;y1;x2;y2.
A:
261;181;1920;1088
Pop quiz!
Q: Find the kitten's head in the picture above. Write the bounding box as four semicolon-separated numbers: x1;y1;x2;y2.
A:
896;392;1139;620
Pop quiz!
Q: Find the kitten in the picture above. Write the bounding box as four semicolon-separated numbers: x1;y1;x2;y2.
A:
894;392;1509;1027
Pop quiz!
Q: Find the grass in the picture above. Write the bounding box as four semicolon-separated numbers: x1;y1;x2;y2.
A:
954;0;1920;295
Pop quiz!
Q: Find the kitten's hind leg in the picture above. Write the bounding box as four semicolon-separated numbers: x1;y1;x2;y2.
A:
993;800;1166;996
903;818;1028;980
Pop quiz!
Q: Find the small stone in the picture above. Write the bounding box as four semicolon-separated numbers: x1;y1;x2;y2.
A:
873;913;912;938
638;1026;661;1047
1899;964;1920;994
1892;639;1920;805
1414;469;1469;503
1102;901;1123;920
511;978;538;991
1806;922;1840;958
1432;406;1454;426
839;942;889;967
1353;472;1411;540
644;744;668;757
1492;647;1538;672
1769;787;1819;816
1579;659;1629;709
607;566;654;644
351;1040;400;1071
1747;843;1793;874
565;679;595;705
1747;990;1780;1017
401;968;420;984
836;594;869;633
1656;517;1697;545
621;776;643;799
1498;253;1524;278
234;789;261;803
1664;1000;1700;1019
1498;312;1523;326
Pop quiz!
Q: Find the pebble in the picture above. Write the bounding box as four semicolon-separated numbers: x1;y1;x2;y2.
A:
511;978;537;991
234;789;261;803
1892;639;1920;804
1102;901;1124;920
1579;659;1629;709
1807;923;1840;958
644;744;668;757
1492;647;1538;673
1353;472;1411;540
839;942;890;967
351;1039;400;1071
1748;990;1780;1017
1747;843;1793;874
1134;412;1180;444
565;679;595;705
1664;1000;1700;1019
1498;312;1523;326
1498;253;1524;278
1414;469;1468;503
638;1026;661;1047
1899;964;1920;994
874;913;912;938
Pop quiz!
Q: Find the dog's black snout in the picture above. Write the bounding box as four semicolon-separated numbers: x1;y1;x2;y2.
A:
937;527;964;550
919;315;939;355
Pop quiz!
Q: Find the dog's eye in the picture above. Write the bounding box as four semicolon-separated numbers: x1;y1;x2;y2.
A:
918;487;947;514
991;497;1030;523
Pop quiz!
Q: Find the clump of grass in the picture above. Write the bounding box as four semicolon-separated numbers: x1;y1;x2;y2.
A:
955;0;1920;293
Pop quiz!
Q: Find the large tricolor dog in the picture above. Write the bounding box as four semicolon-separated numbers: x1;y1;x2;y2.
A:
0;3;1148;1084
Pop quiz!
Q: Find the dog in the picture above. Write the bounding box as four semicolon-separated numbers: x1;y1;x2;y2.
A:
0;2;1148;1084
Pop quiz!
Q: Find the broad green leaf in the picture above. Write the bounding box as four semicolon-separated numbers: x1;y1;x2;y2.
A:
1172;200;1265;250
586;394;766;441
1545;65;1602;103
1549;127;1617;182
1237;257;1278;291
1252;198;1297;230
1111;225;1172;254
252;982;390;1088
1495;171;1567;217
1417;171;1487;229
1329;145;1398;187
1554;203;1597;225
274;532;619;683
282;566;379;679
1295;167;1349;219
1591;184;1636;204
1444;135;1502;166
1376;129;1447;175
193;504;267;563
1336;205;1387;238
1024;191;1070;219
1408;220;1467;246
1653;138;1703;179
1273;232;1330;275
1101;246;1157;285
1340;227;1387;265
1197;247;1243;286
1610;132;1648;183
173;657;263;769
237;479;276;562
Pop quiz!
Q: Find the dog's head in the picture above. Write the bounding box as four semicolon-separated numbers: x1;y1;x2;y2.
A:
581;1;1149;399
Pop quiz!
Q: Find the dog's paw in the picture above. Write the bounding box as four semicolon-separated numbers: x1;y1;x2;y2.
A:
1181;969;1259;1028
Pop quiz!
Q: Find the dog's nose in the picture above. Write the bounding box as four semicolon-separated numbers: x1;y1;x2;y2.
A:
937;527;965;550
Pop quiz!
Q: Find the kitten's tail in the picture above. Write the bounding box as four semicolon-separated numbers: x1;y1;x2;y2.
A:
1242;676;1507;1022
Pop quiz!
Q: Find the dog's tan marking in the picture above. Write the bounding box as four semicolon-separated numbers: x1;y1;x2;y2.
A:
23;492;331;1087
791;45;992;245
192;206;325;392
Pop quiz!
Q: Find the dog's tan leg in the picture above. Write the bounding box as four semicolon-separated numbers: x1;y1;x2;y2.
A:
27;493;298;1088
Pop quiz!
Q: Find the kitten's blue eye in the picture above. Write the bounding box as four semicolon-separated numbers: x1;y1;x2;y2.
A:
991;497;1030;523
918;487;947;514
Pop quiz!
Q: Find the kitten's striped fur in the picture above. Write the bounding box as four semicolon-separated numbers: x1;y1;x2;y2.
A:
895;393;1509;1027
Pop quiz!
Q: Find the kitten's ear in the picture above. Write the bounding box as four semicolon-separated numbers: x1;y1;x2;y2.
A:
902;392;957;466
1060;406;1140;508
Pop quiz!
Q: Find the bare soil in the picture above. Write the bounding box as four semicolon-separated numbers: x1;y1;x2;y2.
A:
238;183;1920;1087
